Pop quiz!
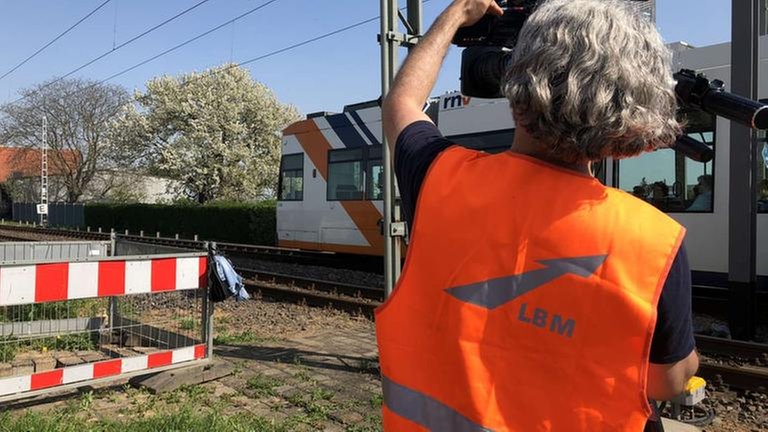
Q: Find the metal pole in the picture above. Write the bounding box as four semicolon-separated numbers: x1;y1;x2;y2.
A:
381;0;422;297
728;0;759;340
381;0;398;297
407;0;423;38
108;232;118;340
40;117;48;227
202;242;215;359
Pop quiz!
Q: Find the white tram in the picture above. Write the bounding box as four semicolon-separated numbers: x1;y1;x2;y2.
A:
276;38;768;287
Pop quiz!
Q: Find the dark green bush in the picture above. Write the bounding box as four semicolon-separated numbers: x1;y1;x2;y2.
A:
84;201;276;245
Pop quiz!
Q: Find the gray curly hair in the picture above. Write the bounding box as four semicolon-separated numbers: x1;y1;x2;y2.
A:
503;0;682;163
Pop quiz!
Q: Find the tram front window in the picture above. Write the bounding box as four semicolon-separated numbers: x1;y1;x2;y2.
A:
618;109;715;213
278;153;304;201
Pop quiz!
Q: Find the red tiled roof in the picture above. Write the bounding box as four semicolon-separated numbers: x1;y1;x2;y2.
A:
0;147;79;182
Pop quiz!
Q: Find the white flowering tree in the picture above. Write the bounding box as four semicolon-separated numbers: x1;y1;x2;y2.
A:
111;64;300;203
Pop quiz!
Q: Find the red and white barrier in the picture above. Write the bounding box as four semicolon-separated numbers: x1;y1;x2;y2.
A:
0;250;212;402
0;344;206;397
0;256;207;306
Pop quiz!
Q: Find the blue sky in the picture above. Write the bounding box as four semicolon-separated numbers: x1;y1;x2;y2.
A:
0;0;732;115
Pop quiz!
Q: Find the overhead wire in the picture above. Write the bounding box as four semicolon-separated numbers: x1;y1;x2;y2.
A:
0;0;113;82
8;0;214;105
8;0;430;108
102;0;431;87
238;0;432;69
98;0;282;84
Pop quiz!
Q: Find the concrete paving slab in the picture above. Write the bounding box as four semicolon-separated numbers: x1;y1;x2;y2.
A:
661;418;701;431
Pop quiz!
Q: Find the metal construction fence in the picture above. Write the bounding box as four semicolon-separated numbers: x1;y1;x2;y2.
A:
12;203;84;227
0;239;212;402
0;241;108;263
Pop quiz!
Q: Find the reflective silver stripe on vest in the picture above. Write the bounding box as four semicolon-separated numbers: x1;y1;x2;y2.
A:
382;375;495;432
445;255;608;310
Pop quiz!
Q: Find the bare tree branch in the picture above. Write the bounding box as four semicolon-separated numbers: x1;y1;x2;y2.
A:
0;78;130;202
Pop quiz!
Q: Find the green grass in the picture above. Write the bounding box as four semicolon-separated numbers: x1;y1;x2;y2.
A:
346;422;383;432
0;300;104;323
246;374;281;397
79;391;94;411
0;336;18;362
117;301;137;318
50;333;96;351
0;383;301;432
0;333;95;362
369;394;383;409
0;408;293;432
285;386;338;426
179;317;197;331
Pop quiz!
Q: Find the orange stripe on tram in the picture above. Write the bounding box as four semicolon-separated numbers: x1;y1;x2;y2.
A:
290;120;331;181
292;120;384;255
339;201;384;255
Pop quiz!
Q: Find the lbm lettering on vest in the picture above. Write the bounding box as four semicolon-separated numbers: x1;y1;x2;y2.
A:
518;303;575;338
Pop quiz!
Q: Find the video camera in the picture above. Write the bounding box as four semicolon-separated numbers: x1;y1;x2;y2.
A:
452;0;535;99
452;0;768;162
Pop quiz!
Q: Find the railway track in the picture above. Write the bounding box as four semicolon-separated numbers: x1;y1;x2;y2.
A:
237;268;384;301
0;223;765;295
2;224;766;306
0;224;381;271
238;267;768;392
237;268;768;392
4;223;768;391
691;285;768;320
693;335;768;392
0;234;33;242
238;267;381;317
697;362;768;392
695;334;768;361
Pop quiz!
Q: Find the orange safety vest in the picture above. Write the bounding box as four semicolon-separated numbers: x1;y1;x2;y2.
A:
375;147;685;431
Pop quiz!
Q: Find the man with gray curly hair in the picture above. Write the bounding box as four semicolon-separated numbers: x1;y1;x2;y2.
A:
503;0;682;163
376;0;699;430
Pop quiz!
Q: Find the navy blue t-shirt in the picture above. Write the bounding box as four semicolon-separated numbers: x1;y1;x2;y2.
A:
394;121;695;364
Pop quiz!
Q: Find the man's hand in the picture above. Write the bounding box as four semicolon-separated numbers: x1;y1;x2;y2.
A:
382;0;504;149
647;349;699;400
449;0;504;28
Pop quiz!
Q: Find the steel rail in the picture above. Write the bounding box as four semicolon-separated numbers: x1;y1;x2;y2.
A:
9;222;768;392
695;335;768;360
237;268;384;301
0;224;380;271
697;362;768;392
242;279;380;318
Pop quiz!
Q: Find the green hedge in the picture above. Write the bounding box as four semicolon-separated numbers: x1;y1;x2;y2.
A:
84;201;276;245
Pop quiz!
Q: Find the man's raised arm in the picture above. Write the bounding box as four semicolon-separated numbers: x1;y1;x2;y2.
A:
381;0;503;152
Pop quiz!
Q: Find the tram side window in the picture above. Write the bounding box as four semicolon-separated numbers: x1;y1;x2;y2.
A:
328;148;365;201
618;109;715;213
279;153;304;201
367;145;384;200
